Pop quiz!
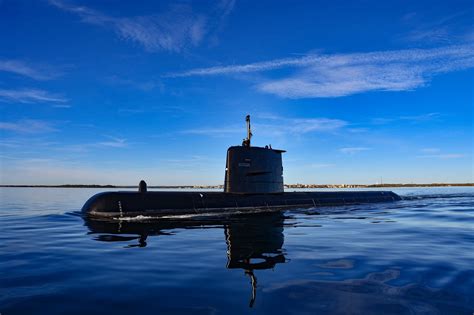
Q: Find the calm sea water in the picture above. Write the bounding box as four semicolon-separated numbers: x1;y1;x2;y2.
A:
0;187;473;314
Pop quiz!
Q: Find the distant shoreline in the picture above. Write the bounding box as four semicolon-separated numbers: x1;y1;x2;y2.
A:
0;183;472;188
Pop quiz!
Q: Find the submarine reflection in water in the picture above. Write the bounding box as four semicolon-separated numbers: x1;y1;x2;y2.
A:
84;213;286;307
224;214;285;307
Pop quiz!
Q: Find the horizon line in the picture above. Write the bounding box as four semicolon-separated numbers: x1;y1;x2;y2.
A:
1;183;473;188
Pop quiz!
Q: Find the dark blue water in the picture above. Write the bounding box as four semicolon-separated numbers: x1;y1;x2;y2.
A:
1;187;473;314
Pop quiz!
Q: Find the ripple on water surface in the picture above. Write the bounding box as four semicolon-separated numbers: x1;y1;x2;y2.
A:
0;187;473;314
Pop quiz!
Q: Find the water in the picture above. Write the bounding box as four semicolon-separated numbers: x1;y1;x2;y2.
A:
0;187;473;314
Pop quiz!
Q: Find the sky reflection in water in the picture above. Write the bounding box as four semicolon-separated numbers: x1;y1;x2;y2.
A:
0;187;473;314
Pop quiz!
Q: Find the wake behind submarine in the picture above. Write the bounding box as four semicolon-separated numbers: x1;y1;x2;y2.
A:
82;115;401;218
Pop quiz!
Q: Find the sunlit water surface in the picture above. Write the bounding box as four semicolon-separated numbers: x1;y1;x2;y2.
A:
1;187;473;314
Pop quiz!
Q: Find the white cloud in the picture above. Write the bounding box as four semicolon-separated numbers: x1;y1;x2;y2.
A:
399;10;471;44
0;60;59;80
256;115;347;136
0;139;22;148
168;44;474;98
0;119;57;133
182;116;347;137
399;112;440;122
372;112;441;125
417;148;467;159
57;136;129;153
182;126;241;136
0;158;137;185
418;153;466;159
49;0;234;52
0;88;67;103
112;8;207;52
339;147;371;154
159;155;220;170
0;157;222;185
105;75;164;92
420;148;440;153
403;28;451;44
97;136;127;148
165;55;322;77
271;118;347;134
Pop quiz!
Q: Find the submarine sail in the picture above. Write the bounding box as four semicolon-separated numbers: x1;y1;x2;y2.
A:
224;115;285;194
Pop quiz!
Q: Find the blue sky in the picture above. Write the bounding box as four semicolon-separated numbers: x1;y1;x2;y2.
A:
0;0;473;185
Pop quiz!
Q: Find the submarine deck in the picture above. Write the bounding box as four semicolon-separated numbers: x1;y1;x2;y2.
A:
82;190;401;218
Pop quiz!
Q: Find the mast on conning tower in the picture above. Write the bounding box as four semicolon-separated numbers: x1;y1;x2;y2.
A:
242;115;252;147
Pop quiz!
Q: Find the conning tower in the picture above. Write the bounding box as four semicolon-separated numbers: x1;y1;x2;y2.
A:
224;115;285;194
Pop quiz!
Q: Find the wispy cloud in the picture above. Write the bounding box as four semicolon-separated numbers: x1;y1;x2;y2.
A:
399;10;472;44
168;44;474;98
49;0;235;52
161;155;217;166
420;148;440;153
0;139;22;148
417;148;466;159
182;115;347;137
400;112;441;122
268;117;347;134
339;147;371;154
165;56;318;77
418;153;466;159
59;136;129;153
117;108;146;114
0;119;57;133
182;126;241;136
0;59;60;80
105;75;164;92
372;112;441;125
97;136;127;148
0;88;67;104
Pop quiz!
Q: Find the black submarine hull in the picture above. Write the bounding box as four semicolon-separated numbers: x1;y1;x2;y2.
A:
82;190;401;218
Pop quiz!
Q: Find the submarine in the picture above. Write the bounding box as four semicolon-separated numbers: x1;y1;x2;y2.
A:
82;115;401;218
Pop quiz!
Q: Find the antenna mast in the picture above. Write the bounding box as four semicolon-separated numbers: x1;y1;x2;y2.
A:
243;115;252;147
